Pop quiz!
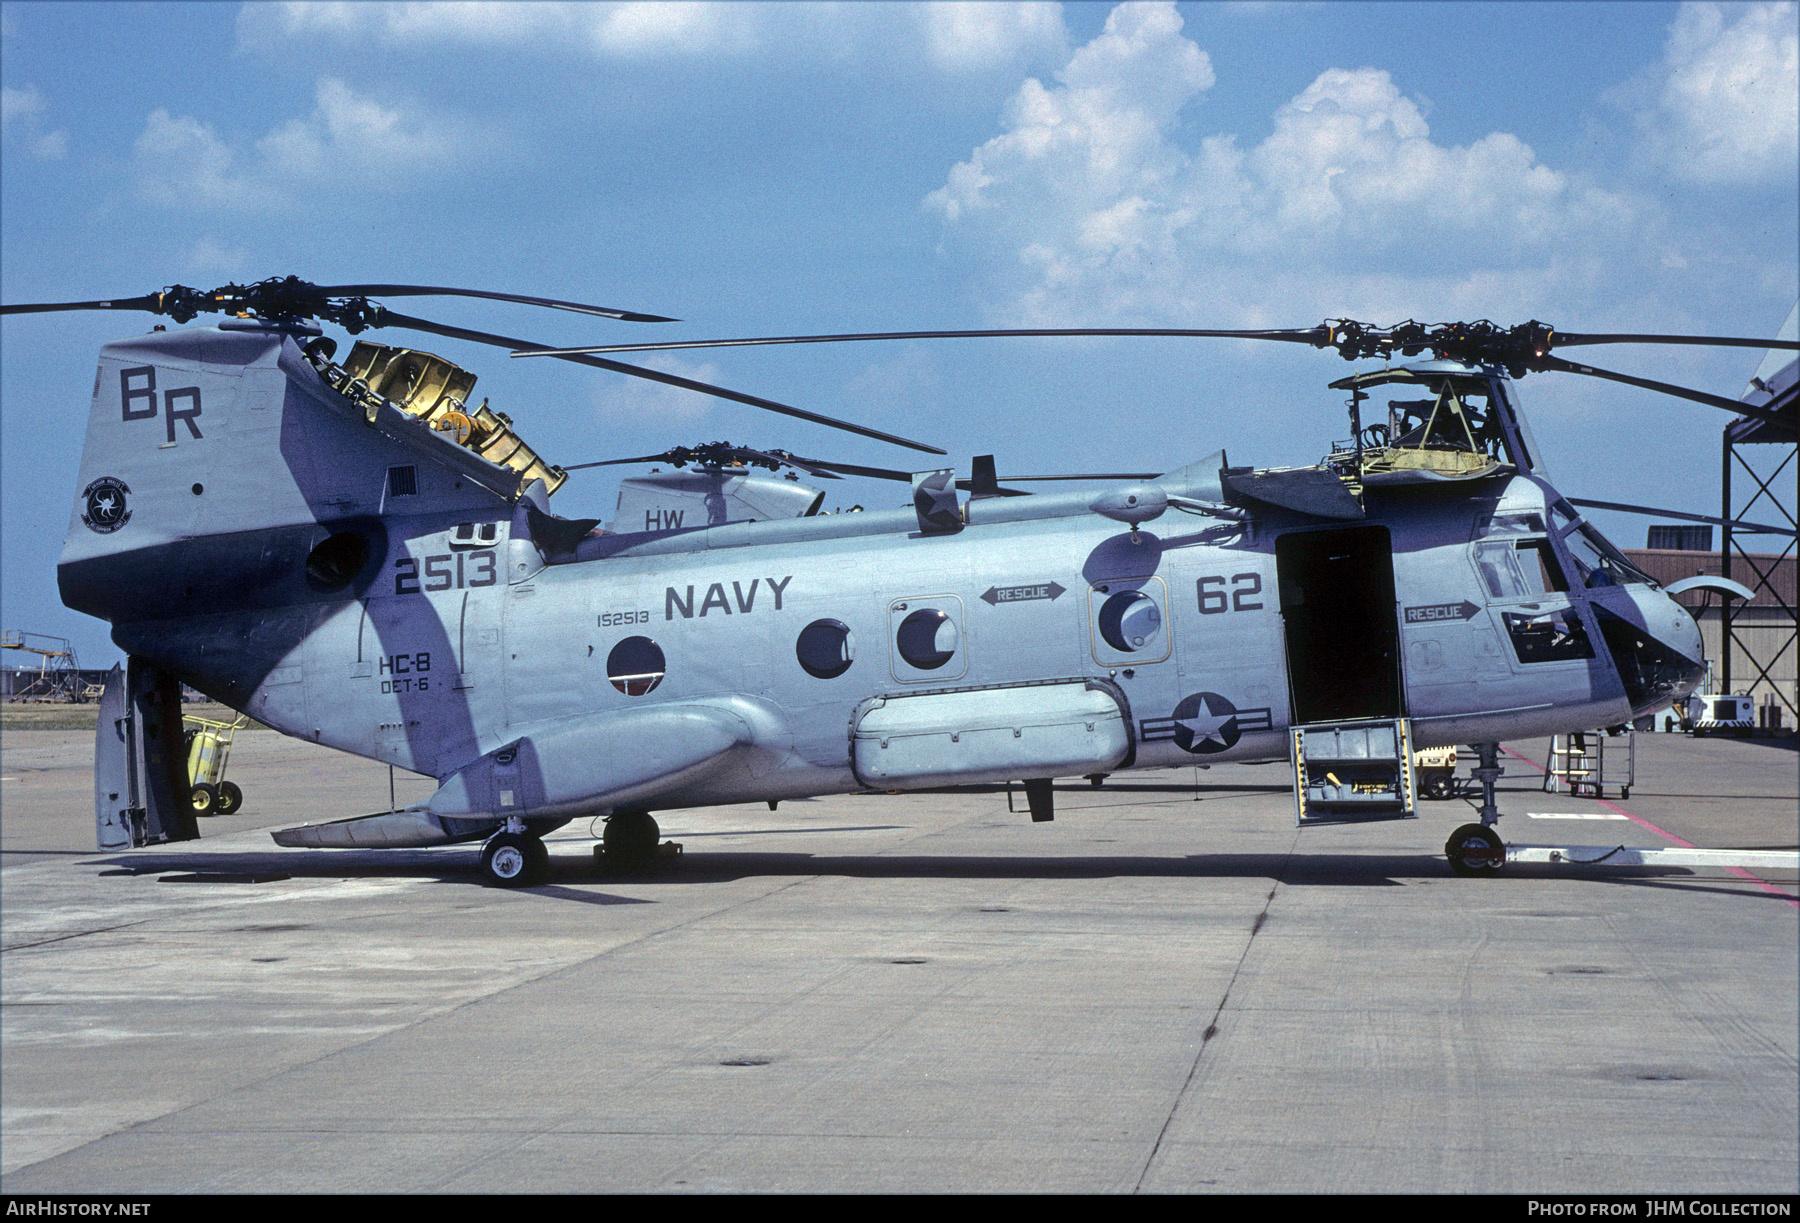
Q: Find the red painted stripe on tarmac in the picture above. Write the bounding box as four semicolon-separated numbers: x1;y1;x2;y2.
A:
1503;745;1798;907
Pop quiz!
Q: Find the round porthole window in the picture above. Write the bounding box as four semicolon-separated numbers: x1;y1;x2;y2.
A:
607;636;665;696
304;531;369;591
1098;590;1162;652
895;608;958;671
796;619;855;679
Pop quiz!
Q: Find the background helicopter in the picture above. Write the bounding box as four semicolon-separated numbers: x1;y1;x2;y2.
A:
1;272;1792;882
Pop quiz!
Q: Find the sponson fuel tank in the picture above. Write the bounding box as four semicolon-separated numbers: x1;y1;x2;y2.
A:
851;680;1132;790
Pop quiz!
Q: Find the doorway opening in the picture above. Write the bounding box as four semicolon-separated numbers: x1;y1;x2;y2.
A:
1276;526;1403;724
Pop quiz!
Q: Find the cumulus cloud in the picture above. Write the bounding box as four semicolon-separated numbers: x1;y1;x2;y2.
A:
238;1;1068;73
926;1;1640;326
1;84;69;160
130;78;484;209
589;353;732;424
1633;1;1798;185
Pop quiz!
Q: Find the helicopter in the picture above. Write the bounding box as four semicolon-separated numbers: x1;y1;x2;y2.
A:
3;277;1793;885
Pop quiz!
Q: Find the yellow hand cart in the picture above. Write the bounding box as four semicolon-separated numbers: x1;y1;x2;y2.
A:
183;712;250;816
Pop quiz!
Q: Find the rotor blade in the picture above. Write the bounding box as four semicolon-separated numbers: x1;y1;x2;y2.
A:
769;453;916;482
1534;353;1796;431
315;284;676;323
1567;498;1796;537
774;452;1037;493
0;294;164;316
563;445;845;479
1552;332;1800;352
510;326;1328;358
741;448;842;478
993;472;1164;482
373;309;945;455
560;452;681;472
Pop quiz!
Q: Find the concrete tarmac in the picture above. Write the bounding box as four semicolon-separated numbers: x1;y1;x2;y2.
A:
2;724;1794;1194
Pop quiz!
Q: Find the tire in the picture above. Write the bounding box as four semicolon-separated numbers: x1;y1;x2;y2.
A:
603;810;661;866
1445;822;1505;877
215;781;243;815
1421;772;1454;801
190;783;218;817
480;831;547;887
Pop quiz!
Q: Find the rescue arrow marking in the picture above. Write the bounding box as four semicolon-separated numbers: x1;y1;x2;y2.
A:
980;582;1066;606
1403;600;1480;624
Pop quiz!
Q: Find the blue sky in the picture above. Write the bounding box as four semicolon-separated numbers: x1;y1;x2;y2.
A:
3;1;1796;667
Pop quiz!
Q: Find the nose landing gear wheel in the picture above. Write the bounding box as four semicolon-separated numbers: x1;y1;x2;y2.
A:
1445;823;1505;876
480;831;548;887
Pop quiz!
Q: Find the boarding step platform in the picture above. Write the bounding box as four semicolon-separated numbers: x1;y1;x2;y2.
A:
1542;730;1635;800
1291;717;1417;825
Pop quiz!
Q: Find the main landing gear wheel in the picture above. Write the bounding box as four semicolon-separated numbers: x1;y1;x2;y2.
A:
190;783;218;817
1445;823;1505;877
216;781;244;815
603;810;660;867
479;831;548;887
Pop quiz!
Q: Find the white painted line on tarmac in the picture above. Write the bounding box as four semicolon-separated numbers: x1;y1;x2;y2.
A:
1527;811;1629;819
1509;845;1800;870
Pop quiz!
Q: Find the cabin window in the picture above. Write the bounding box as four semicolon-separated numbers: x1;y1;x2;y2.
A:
1097;590;1163;652
895;608;958;671
607;636;665;695
796;619;855;679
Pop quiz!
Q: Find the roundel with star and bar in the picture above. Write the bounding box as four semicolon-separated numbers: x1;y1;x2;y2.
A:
1140;692;1273;754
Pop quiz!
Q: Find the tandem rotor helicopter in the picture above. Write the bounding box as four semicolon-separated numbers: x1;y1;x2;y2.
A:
3;276;1795;884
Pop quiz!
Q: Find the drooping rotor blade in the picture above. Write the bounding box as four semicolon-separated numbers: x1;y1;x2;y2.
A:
1534;353;1796;431
509;326;1328;358
1567;498;1796;538
561;452;685;472
765;453;916;483
376;310;945;455
1551;332;1800;352
0;294;166;316
990;472;1164;482
312;284;676;323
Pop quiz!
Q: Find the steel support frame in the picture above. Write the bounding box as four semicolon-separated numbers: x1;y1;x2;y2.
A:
1720;418;1798;717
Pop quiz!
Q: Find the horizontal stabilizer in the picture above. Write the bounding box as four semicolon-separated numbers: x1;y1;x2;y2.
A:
272;808;478;849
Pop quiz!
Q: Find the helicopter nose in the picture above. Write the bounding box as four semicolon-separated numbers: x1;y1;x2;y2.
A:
1592;587;1707;718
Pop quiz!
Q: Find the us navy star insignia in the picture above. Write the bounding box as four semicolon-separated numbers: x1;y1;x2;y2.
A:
1140;692;1272;755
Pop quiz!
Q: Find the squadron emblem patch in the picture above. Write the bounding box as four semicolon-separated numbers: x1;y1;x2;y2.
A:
80;477;132;534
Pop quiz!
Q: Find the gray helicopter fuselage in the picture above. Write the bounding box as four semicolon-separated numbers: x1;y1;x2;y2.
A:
60;323;1703;844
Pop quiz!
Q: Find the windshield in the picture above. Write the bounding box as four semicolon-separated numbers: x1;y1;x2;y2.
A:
1552;507;1655;588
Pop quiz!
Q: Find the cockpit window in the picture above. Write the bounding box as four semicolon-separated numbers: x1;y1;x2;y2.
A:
1557;518;1653;589
1473;526;1568;600
1473;512;1546;538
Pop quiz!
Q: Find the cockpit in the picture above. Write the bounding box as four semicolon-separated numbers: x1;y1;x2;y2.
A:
1328;363;1545;487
